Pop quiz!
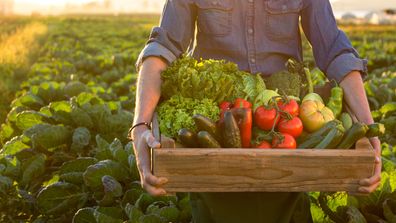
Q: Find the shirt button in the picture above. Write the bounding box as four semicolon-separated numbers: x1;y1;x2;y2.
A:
248;28;253;34
250;58;256;63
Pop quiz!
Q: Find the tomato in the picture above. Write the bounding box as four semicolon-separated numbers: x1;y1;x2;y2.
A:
299;100;335;132
234;98;252;109
277;117;303;138
255;141;272;149
219;101;232;111
278;99;299;117
254;106;280;131
272;133;296;149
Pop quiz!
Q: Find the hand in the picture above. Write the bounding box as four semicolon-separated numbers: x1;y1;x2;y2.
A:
358;137;381;193
133;128;168;196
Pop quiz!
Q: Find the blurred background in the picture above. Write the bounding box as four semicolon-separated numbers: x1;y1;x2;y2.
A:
0;0;395;23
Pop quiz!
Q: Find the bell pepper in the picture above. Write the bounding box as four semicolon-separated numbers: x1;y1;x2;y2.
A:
231;107;252;148
234;98;252;109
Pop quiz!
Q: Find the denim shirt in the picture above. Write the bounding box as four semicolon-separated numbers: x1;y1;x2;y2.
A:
137;0;367;83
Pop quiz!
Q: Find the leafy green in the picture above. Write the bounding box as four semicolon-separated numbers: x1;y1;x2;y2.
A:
71;127;91;152
157;95;219;138
161;56;249;103
37;182;88;216
59;157;98;184
83;160;130;190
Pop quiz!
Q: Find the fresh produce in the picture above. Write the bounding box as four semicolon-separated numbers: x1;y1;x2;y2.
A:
277;98;299;117
161;56;269;105
299;100;335;132
366;123;386;138
272;133;296;149
222;111;242;148
254;106;280;131
314;123;345;149
326;82;344;118
196;131;221;148
192;114;220;141
340;112;353;131
264;59;304;97
230;107;252;148
157;95;220;138
177;128;197;148
255;141;271;149
337;122;369;149
302;92;324;104
233;98;252;109
277;117;303;138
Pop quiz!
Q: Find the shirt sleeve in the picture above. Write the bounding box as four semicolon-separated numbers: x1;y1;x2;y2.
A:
301;0;368;83
135;0;197;70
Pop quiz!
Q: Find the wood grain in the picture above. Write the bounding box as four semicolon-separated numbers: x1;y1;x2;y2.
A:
153;141;375;192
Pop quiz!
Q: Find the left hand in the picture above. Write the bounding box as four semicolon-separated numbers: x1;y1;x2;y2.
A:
358;137;381;193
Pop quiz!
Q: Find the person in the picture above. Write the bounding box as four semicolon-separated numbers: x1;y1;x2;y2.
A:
130;0;382;222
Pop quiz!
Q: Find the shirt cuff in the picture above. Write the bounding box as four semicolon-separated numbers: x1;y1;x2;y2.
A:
326;53;368;83
135;42;177;71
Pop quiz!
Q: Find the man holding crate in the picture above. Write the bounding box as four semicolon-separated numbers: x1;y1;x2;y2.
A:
131;0;382;222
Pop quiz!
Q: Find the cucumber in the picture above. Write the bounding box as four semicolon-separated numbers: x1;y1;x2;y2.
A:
313;123;344;149
178;128;197;148
298;136;324;149
193;114;220;140
297;120;340;147
197;131;221;148
223;111;241;148
340;112;353;131
366;123;386;138
337;122;369;149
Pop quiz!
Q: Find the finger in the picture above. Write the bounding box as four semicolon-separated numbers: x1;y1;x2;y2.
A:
359;165;381;186
143;183;167;197
144;172;168;187
142;130;161;148
358;180;381;194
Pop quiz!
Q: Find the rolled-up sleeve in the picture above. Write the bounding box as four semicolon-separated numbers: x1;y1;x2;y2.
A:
136;0;197;70
301;0;367;83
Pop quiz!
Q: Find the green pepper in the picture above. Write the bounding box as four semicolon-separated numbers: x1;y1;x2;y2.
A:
327;81;343;118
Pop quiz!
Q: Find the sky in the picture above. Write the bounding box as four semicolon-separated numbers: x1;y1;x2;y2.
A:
12;0;396;16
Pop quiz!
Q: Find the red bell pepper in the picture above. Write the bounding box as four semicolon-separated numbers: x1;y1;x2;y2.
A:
231;107;252;148
234;98;252;109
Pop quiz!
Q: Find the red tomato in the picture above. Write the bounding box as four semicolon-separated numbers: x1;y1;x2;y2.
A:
272;133;296;149
277;117;303;138
255;141;272;149
234;98;252;109
278;99;299;117
254;106;280;131
219;101;232;111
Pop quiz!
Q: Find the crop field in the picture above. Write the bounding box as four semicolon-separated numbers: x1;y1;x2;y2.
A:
0;15;395;222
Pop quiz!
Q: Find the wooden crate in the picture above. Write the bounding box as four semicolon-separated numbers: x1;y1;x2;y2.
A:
151;112;376;193
152;138;375;193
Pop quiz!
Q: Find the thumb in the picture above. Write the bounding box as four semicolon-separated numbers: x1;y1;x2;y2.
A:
142;130;161;148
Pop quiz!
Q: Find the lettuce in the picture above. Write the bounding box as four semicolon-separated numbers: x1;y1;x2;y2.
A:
157;95;220;138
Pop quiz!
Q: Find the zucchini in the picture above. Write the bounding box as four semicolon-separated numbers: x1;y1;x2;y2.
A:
197;131;221;148
223;111;241;148
340;112;353;131
316;124;345;149
178;128;197;148
193;114;220;140
297;120;340;146
336;122;369;149
366;123;385;138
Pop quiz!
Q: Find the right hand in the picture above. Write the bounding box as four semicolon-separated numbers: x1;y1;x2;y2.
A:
133;127;168;196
